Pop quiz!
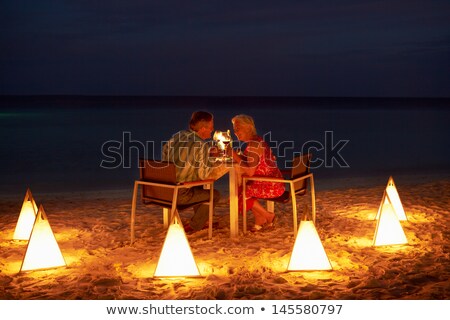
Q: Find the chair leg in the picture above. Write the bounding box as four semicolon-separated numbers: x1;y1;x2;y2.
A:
290;182;298;234
208;183;213;239
243;181;247;234
130;181;139;245
170;188;179;226
163;208;169;228
266;200;274;213
170;203;177;226
310;175;316;224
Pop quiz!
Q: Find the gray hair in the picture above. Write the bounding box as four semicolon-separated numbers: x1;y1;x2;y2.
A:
232;114;257;136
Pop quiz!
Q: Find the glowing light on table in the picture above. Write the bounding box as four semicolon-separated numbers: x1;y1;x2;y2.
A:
213;130;232;159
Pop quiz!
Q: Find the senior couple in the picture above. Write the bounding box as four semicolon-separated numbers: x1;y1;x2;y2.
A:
162;111;284;233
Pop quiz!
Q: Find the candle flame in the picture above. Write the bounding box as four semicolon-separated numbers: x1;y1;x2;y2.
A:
213;130;231;151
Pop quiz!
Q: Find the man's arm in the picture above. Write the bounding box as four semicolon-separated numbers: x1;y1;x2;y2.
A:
206;162;229;180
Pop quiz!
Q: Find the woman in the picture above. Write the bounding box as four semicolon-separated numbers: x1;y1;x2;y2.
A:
231;114;285;232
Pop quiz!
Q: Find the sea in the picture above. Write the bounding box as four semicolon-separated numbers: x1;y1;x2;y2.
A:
0;96;449;196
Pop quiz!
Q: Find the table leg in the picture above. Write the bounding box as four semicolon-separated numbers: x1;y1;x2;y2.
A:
228;166;239;238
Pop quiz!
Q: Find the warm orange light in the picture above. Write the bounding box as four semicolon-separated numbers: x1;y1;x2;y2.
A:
213;130;231;155
153;212;201;278
373;202;408;246
375;176;407;221
13;188;38;240
385;177;407;220
20;205;66;272
287;221;332;271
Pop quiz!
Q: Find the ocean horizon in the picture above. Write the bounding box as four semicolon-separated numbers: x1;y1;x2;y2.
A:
1;95;450;109
1;96;449;196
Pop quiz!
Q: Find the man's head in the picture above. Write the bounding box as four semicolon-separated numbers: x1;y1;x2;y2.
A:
189;111;214;139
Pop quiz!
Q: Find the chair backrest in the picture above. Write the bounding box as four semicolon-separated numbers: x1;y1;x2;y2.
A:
139;159;177;205
290;153;312;194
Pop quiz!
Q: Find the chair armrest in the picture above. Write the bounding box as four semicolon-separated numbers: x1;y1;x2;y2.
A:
242;176;287;183
137;179;214;190
135;180;177;189
242;172;313;184
180;179;215;187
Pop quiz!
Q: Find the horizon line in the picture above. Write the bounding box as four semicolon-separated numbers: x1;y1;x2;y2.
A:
1;94;449;99
1;94;449;109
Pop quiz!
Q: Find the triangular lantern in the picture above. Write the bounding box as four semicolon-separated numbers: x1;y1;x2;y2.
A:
373;201;408;246
13;188;39;240
20;205;66;272
153;211;201;278
287;220;332;271
375;176;407;221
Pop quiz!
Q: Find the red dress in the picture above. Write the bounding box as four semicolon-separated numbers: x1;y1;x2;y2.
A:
239;136;285;213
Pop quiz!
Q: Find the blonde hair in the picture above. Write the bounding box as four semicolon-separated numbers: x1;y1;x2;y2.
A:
231;114;257;136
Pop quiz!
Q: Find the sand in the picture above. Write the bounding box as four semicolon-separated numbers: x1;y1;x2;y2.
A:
0;176;449;300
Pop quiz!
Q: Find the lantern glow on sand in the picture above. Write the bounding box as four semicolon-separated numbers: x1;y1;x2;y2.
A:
287;221;332;271
20;205;66;272
373;202;408;246
153;211;201;278
13;188;38;240
375;176;407;221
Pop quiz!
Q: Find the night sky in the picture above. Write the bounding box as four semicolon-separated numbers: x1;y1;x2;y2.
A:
1;0;449;97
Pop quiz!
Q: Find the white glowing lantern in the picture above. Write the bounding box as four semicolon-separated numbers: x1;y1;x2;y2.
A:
375;176;407;221
153;211;201;278
287;221;332;271
20;205;66;272
373;202;408;246
13;188;38;240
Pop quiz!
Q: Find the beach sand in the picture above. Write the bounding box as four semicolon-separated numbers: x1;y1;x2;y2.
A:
0;177;449;300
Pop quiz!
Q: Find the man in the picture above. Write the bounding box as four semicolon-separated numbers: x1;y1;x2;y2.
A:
162;111;227;232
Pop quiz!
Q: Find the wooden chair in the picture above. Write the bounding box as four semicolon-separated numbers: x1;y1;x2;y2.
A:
130;159;214;244
242;153;316;234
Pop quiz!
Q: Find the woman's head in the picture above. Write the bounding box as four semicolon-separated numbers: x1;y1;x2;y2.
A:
232;114;257;141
